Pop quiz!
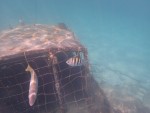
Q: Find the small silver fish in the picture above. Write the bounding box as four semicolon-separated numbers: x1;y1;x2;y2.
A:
26;64;38;106
66;56;84;66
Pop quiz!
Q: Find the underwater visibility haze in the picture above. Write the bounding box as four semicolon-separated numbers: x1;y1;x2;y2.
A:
0;0;150;113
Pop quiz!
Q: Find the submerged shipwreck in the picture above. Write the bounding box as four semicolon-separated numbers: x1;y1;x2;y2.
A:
0;23;116;113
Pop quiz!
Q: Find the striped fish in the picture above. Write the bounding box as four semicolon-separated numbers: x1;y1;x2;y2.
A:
66;56;83;66
26;64;38;106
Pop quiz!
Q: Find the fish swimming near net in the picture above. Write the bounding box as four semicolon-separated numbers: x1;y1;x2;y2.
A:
66;55;86;66
25;64;38;106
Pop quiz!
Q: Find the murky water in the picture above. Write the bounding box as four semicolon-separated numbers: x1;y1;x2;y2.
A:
0;0;150;113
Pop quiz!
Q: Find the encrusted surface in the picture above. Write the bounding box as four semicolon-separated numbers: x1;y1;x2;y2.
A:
0;24;84;59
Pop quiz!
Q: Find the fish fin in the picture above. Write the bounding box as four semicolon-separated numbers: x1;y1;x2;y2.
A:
25;64;32;72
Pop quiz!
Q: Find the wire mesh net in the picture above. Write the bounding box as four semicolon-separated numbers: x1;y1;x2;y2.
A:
0;24;115;113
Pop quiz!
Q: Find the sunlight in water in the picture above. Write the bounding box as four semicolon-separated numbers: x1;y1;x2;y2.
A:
0;0;150;113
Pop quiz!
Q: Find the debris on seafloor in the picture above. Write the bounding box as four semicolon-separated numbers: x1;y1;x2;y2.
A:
0;23;117;113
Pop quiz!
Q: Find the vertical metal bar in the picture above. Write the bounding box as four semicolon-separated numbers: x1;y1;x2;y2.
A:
51;55;65;113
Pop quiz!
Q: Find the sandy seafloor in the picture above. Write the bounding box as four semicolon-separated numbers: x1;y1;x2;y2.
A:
0;0;150;112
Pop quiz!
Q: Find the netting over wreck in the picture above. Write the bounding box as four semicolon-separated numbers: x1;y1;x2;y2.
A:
0;24;114;113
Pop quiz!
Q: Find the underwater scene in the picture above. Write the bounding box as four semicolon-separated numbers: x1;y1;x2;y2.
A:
0;0;150;113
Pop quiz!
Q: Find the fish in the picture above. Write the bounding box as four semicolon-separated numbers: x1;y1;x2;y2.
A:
25;64;38;106
18;18;25;26
66;56;85;66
